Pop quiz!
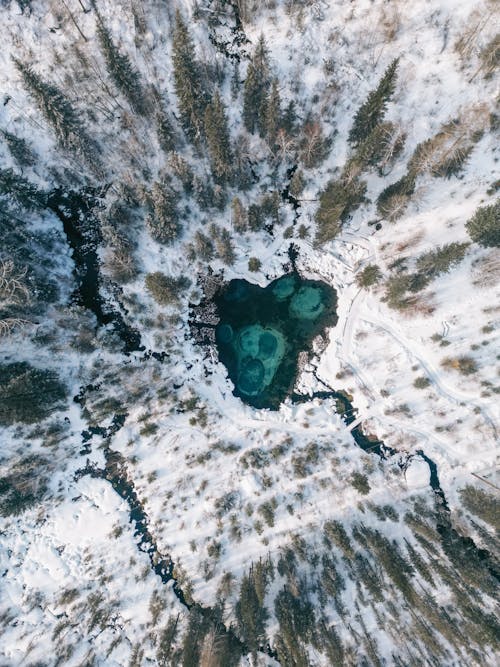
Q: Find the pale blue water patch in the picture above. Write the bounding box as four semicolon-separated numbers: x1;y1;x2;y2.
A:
272;274;297;301
236;325;286;396
289;285;325;320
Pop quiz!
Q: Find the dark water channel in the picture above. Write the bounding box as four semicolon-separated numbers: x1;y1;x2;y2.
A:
47;188;143;354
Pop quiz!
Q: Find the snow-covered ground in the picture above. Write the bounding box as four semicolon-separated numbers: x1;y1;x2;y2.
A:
0;0;498;664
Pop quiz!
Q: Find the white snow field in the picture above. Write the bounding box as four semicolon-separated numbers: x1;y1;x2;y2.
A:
0;0;498;665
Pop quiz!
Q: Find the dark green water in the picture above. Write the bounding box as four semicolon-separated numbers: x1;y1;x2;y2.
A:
214;273;338;409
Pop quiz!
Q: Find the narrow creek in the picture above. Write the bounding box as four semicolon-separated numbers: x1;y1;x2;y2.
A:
281;164;301;225
47;188;143;354
74;417;279;662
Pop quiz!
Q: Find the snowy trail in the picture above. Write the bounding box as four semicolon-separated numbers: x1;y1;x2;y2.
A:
360;314;499;440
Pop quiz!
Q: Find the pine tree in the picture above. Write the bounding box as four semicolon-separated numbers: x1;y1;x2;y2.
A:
348;58;399;145
96;19;147;116
0;168;46;210
314;177;366;246
13;58;95;161
282;100;297;135
243;36;270;135
265;79;282;149
172;10;208;142
231;197;248;233
204;91;233;184
235;572;268;656
211;225;236;265
155;109;176;153
0;130;35;167
145;182;180;245
465;200;500;248
231;61;240;100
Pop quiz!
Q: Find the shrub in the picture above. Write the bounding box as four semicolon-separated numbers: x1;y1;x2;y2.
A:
258;501;276;527
465;200;500;248
0;362;66;426
144;272;190;306
350;472;370;495
248;257;261;272
356;264;382;288
441;355;478;375
413;376;431;389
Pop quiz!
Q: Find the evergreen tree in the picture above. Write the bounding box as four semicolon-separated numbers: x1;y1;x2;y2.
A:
274;586;316;664
282;100;297;135
155;109;176;153
13;58;95;161
248;203;264;232
0;168;46;210
96;19;147;115
211;225;236;265
204;91;233;184
348;58;399;145
314;177;366;246
243;36;270;135
235;571;268;656
231;197;248;233
0;362;67;427
376;173;415;220
193;230;214;261
465;200;500;248
145;182;180;245
172;10;208;142
265;78;282;149
231;61;240;100
0;130;35;167
415;242;469;282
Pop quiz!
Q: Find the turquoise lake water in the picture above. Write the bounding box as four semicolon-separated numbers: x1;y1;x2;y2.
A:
214;273;338;409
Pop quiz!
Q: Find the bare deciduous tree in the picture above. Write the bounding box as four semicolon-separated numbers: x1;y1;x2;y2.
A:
0;259;30;335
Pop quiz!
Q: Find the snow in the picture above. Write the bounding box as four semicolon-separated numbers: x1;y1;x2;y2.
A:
0;0;499;664
405;457;430;489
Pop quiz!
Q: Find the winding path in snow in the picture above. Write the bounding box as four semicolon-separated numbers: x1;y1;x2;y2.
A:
360;313;499;441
